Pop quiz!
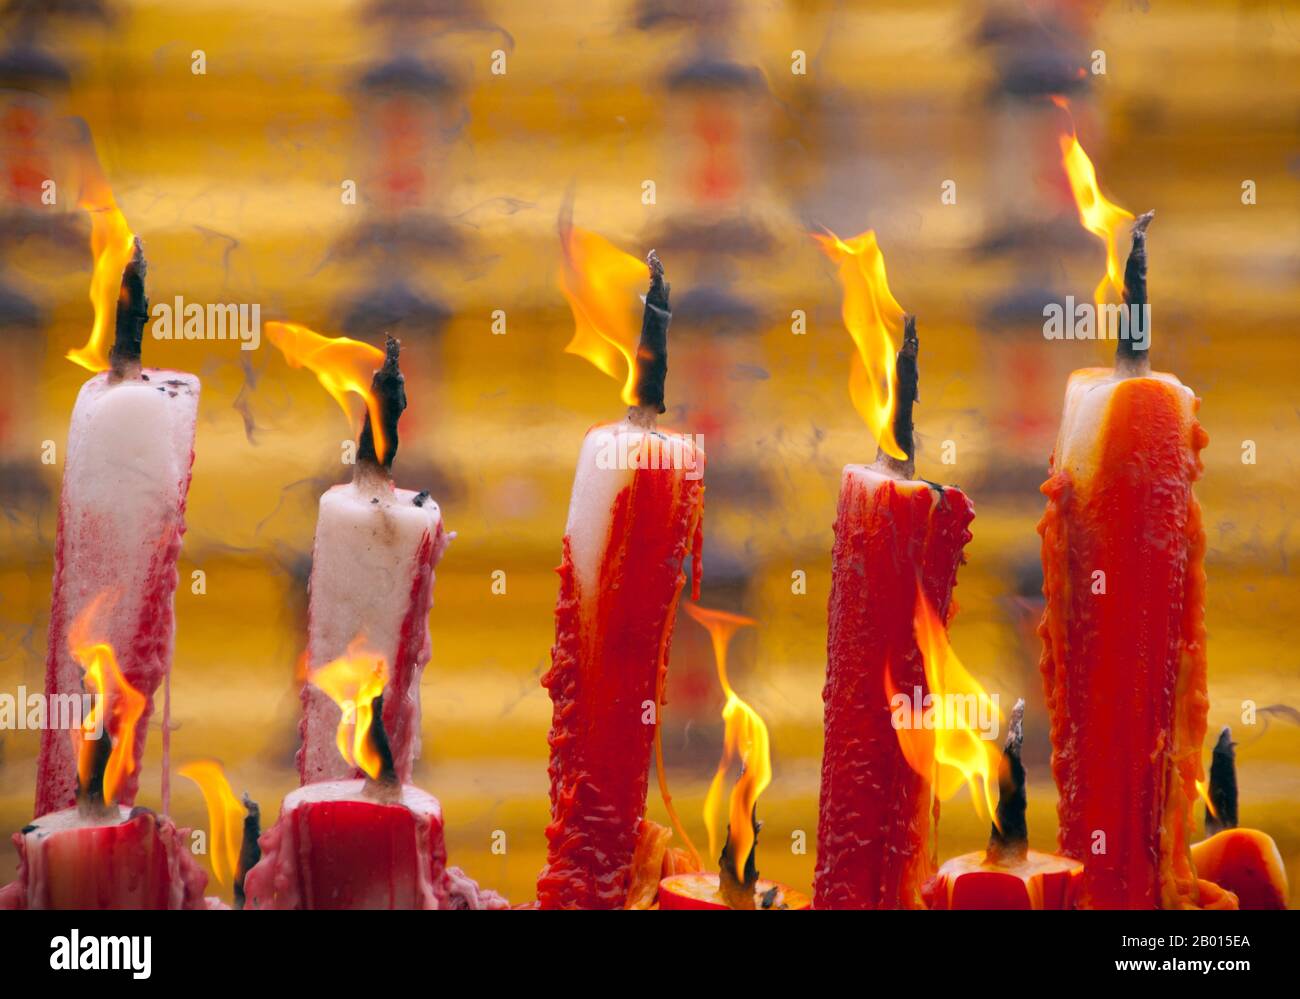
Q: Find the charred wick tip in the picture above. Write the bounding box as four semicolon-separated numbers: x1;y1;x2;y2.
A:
368;692;399;787
1206;726;1238;836
357;334;406;472
1119;210;1155;367
631;250;670;417
109;237;148;378
234;793;261;910
893;314;919;461
988;698;1028;862
76;730;114;815
717;808;761;910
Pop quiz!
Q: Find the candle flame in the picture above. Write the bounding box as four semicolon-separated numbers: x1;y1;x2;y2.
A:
908;581;1002;823
1196;778;1218;820
265;322;388;460
558;224;649;405
307;638;389;779
67;179;136;374
684;603;771;879
68;593;147;805
178;760;244;886
813;228;908;459
1053;96;1135;304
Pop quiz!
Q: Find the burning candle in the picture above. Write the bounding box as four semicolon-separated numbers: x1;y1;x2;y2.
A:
39;202;199;817
242;647;506;910
924;701;1083;910
264;325;449;784
1189;729;1288;910
179;760;261;909
1039;111;1215;909
537;220;706;909
655;604;810;911
2;601;209;910
812;230;975;910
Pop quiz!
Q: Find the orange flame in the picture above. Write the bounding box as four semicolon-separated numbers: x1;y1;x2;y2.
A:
178;760;244;886
67;179;135;373
307;638;389;779
68;594;147;804
908;581;1002;822
1196;779;1217;820
813;228;908;459
265;322;388;460
1053;97;1135;304
558;224;650;405
684;603;771;878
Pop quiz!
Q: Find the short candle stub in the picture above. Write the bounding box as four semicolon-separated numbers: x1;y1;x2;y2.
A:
356;334;406;474
987;698;1029;864
1118;210;1155;375
109;237;148;381
234;793;262;910
628;249;670;427
1206;726;1238;836
874;314;919;481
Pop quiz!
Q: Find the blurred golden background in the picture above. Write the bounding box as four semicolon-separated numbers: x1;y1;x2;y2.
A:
1;0;1297;906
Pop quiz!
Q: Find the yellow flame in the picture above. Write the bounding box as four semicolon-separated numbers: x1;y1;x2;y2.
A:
558;225;649;405
265;322;388;460
813;228;908;459
178;760;244;886
684;603;771;879
910;581;1002;822
1196;779;1218;820
67;190;135;373
68;593;147;805
1054;97;1135;304
307;638;389;779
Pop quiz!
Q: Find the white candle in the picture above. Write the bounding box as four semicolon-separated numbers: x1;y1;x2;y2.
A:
298;476;448;784
38;245;199;818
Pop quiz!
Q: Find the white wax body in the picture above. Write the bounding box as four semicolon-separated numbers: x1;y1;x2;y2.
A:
39;369;199;817
1053;367;1197;490
299;477;447;784
564;419;703;594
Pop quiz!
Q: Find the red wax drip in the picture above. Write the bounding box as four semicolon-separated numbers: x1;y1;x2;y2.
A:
1038;379;1209;909
538;462;705;909
814;475;974;910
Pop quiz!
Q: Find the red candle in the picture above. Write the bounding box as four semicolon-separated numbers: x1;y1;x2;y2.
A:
1189;728;1288;910
659;874;811;911
242;649;506;910
1040;123;1214;908
264;327;449;786
812;230;974;910
40;231;198;817
3;806;208;911
538;229;704;909
924;702;1083;911
3;606;208;910
649;604;806;912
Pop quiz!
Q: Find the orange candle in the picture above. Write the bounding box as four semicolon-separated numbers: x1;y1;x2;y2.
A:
1040;123;1221;909
1189;728;1288;910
